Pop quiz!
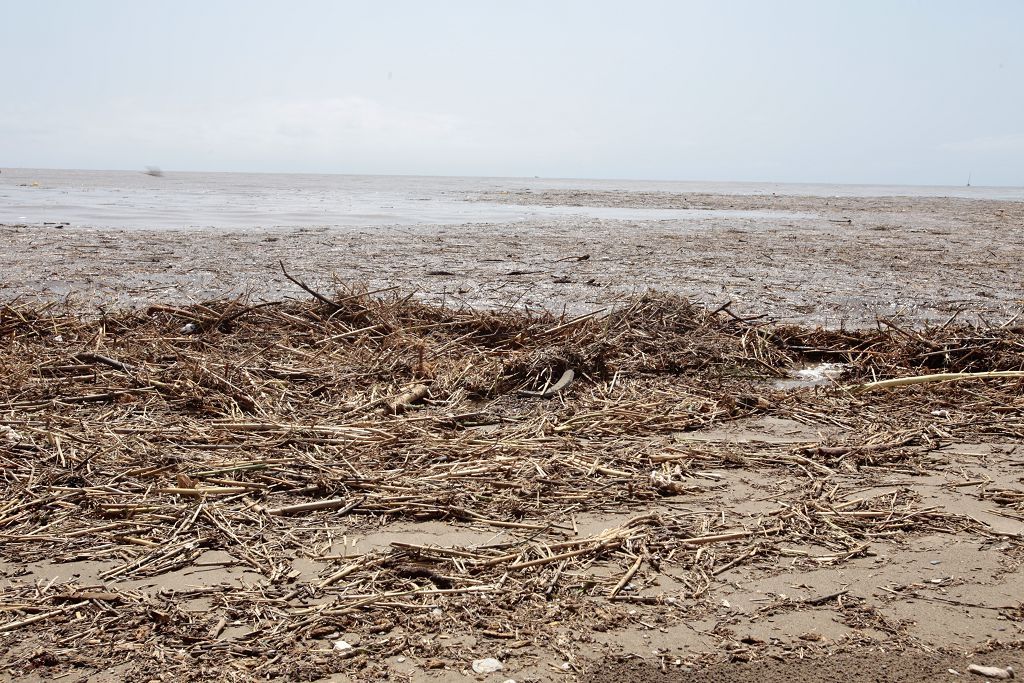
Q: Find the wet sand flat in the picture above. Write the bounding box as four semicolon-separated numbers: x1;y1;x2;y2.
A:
2;190;1023;327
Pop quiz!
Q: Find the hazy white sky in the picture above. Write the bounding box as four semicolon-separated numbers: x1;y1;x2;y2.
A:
2;1;1021;185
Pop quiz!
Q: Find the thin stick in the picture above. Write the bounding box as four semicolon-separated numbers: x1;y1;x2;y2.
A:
852;370;1024;393
279;261;340;310
607;554;643;599
266;497;364;517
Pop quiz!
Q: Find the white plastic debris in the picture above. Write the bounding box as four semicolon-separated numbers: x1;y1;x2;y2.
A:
649;469;690;495
775;362;848;390
793;362;845;383
472;658;504;674
333;640;353;651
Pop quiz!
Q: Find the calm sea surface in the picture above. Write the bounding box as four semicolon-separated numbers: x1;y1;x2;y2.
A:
1;168;1021;230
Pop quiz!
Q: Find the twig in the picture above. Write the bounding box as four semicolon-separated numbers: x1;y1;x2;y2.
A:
852;371;1024;393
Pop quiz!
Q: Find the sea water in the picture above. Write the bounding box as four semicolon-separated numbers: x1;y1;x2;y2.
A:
1;168;1020;231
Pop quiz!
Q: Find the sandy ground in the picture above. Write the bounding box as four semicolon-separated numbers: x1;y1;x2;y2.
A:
589;649;1024;683
2;191;1022;327
3;415;1021;682
3;414;1022;682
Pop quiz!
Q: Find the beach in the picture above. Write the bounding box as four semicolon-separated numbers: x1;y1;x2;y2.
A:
1;171;1023;682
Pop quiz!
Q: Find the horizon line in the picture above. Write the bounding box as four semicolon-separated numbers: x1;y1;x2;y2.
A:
3;166;1020;190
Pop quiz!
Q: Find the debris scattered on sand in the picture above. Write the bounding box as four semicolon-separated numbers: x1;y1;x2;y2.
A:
1;284;1022;679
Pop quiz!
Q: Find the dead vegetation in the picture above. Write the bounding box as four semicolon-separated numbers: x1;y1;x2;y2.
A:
1;283;1022;680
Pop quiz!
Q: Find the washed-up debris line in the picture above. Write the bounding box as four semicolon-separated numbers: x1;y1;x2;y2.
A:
1;284;1022;680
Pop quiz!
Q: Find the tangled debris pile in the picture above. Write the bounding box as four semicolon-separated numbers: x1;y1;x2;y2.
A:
1;285;1022;681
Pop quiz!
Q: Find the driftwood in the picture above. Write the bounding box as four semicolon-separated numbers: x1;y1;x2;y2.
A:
1;288;1023;678
280;260;341;310
266;497;364;516
967;664;1015;679
518;369;576;398
853;370;1024;393
388;383;430;413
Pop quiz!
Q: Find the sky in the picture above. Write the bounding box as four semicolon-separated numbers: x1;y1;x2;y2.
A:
1;1;1022;185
